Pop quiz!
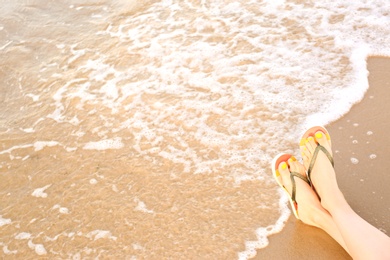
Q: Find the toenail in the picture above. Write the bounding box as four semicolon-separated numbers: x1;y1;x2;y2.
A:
308;136;314;141
281;162;287;170
291;156;296;161
315;132;323;139
299;139;305;146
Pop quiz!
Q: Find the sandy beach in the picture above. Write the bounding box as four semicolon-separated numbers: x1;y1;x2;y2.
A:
1;2;389;258
254;56;390;259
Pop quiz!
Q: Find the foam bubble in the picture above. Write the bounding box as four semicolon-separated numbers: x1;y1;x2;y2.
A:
31;184;51;198
53;204;70;214
15;232;32;240
27;240;47;255
83;137;124;150
20;128;35;133
34;245;47;255
25;93;40;102
132;243;144;250
2;245;17;255
86;230;117;241
89;179;98;185
351;157;359;164
34;141;59;151
0;216;12;227
134;198;154;214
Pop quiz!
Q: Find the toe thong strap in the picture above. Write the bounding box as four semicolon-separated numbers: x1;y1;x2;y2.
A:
290;171;310;204
307;145;334;182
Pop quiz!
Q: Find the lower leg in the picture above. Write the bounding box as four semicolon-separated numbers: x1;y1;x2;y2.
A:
325;191;390;260
276;157;349;253
313;208;350;254
302;130;390;260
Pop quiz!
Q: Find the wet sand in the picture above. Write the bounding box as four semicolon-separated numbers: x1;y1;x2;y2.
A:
254;56;390;259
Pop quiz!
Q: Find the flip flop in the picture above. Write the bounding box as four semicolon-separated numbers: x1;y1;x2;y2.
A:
272;153;310;219
300;126;334;186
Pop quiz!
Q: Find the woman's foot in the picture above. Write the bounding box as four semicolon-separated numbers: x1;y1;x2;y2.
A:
300;128;390;259
300;129;344;212
276;156;330;228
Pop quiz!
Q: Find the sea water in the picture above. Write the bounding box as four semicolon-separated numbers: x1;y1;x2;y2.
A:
0;0;389;258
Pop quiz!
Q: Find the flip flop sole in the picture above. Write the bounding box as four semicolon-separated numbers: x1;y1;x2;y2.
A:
300;125;334;193
271;153;300;219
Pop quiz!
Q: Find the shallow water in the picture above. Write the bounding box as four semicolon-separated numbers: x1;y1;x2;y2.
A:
1;0;390;258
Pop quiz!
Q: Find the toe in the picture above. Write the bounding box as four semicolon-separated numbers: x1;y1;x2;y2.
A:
314;130;332;155
300;142;311;168
289;157;307;179
288;157;298;172
307;136;316;151
278;160;292;192
278;160;288;173
287;157;296;171
301;153;310;169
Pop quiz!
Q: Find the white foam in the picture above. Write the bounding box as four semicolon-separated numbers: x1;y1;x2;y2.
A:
20;128;35;133
0;41;12;50
351;157;359;164
132;243;144;250
31;184;51;198
238;188;291;259
0;144;33;155
134;198;154;214
53;204;70;214
45;233;63;241
112;184;119;192
25;93;40;102
87;0;389;183
34;141;59;151
2;245;17;255
27;240;47;255
89;178;98;185
0;216;11;227
86;230;117;241
66;147;78;152
15;232;32;240
83;137;124;150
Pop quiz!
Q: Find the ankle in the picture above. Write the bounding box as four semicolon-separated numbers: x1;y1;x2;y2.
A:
321;188;347;214
307;205;329;228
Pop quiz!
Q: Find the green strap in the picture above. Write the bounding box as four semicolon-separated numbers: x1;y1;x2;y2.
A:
307;145;334;184
290;171;310;204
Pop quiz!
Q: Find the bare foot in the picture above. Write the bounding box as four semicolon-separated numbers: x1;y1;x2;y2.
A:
274;154;350;252
300;130;344;212
277;156;328;227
